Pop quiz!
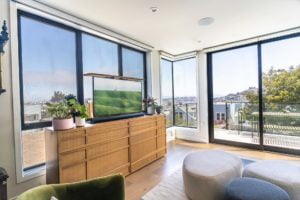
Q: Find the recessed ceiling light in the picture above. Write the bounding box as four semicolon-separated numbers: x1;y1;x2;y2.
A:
198;17;215;26
150;7;159;13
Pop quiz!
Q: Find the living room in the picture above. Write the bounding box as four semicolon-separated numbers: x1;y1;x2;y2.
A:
0;0;300;200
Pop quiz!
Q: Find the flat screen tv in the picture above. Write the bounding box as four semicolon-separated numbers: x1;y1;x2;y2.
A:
93;77;143;118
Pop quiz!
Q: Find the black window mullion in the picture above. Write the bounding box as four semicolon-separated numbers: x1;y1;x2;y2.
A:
143;51;147;100
118;45;123;76
76;32;84;104
171;61;175;126
257;43;264;150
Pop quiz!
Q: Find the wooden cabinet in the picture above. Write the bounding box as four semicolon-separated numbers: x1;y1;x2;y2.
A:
45;115;166;184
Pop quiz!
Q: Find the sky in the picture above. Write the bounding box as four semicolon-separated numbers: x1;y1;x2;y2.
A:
21;16;144;103
21;15;300;103
161;58;197;99
213;36;300;97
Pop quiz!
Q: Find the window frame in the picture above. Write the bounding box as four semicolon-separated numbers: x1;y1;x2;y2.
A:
160;57;198;128
207;32;300;155
18;10;147;131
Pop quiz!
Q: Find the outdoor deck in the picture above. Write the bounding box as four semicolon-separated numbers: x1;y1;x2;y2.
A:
215;128;300;150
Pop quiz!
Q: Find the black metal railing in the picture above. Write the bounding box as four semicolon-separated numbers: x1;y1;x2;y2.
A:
213;101;300;136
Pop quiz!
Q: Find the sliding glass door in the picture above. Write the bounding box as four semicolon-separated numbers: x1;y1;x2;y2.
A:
209;33;300;154
261;36;300;150
210;45;260;145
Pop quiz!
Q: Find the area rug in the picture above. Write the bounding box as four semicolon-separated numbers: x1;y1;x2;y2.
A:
141;158;255;200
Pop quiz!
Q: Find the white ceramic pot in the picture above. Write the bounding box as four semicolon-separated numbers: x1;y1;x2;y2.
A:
52;118;74;131
75;117;86;127
147;106;155;115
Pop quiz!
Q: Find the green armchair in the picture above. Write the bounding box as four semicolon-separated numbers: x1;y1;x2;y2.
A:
17;174;125;200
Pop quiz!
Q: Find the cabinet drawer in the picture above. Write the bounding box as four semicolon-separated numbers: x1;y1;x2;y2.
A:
157;134;166;149
87;148;129;179
86;121;128;135
86;128;128;144
130;129;156;145
129;120;157;133
131;153;157;172
157;148;166;159
58;130;85;153
59;149;86;168
130;137;157;162
60;163;86;183
87;138;129;158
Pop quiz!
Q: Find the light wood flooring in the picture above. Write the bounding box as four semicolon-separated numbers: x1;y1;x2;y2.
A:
125;139;300;200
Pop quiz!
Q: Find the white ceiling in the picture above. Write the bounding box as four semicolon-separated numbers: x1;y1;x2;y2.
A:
37;0;300;55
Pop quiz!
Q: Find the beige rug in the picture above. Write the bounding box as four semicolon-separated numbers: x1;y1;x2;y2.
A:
141;167;188;200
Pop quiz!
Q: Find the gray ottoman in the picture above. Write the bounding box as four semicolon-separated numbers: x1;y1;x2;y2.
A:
183;150;243;200
243;160;300;200
225;177;290;200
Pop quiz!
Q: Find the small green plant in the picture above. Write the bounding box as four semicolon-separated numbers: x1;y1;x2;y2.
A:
66;98;88;119
143;97;158;106
73;101;89;119
155;105;163;114
46;100;73;119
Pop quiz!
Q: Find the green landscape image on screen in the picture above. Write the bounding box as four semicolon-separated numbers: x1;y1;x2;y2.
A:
93;78;142;117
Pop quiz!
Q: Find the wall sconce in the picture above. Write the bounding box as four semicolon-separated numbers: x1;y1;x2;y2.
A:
0;20;9;95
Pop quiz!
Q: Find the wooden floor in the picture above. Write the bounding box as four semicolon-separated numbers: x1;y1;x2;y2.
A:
125;139;300;200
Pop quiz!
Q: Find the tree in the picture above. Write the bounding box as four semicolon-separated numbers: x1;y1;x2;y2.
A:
263;66;300;104
50;91;65;102
245;66;300;109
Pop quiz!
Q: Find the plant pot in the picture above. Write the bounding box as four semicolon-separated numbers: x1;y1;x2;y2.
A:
52;118;74;131
155;107;163;114
75;117;86;127
147;106;155;115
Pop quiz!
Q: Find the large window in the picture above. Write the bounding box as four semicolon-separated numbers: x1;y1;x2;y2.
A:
208;33;300;154
19;14;78;170
82;34;119;101
160;59;174;127
122;47;144;79
211;45;259;144
261;36;300;150
20;15;78;129
160;57;198;128
18;11;147;171
173;58;198;128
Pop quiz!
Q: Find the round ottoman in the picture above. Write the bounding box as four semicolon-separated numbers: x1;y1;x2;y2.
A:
183;150;243;200
225;177;290;200
243;160;300;200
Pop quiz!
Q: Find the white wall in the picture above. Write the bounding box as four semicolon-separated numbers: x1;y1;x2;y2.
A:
0;0;46;199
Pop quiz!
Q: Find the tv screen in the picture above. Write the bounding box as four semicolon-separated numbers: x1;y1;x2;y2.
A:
93;77;143;117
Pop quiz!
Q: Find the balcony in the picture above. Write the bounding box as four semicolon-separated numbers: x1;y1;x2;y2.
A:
163;102;197;128
213;102;300;149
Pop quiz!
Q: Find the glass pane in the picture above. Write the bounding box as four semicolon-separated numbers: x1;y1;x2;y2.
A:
262;36;300;150
82;34;119;106
212;46;259;144
173;58;198;128
22;129;45;170
160;59;174;127
20;16;77;125
122;48;144;79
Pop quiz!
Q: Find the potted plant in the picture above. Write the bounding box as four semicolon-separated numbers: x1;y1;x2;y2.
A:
143;97;157;115
73;101;88;127
155;105;163;114
46;100;74;131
